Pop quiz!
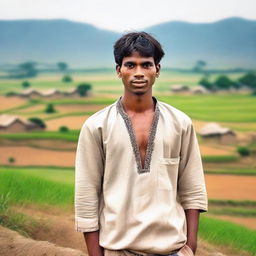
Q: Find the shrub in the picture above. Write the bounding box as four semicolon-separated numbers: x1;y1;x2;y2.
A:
238;72;256;91
214;75;234;90
8;157;15;164
237;146;250;157
45;103;56;113
59;126;69;132
62;75;72;83
199;77;213;90
22;81;30;88
28;117;46;128
77;83;92;96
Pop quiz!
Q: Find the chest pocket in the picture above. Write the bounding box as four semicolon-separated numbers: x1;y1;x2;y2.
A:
157;157;180;190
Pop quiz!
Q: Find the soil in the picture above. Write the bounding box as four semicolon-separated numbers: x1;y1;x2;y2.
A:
46;115;89;131
0;146;75;167
0;96;27;111
206;214;256;230
205;174;256;200
0;205;250;256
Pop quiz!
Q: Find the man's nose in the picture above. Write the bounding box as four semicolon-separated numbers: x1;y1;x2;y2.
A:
134;66;144;78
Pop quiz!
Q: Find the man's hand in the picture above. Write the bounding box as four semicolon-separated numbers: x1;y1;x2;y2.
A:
83;230;104;256
185;209;200;254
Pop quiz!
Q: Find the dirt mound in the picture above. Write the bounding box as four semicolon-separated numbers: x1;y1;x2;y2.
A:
0;225;86;256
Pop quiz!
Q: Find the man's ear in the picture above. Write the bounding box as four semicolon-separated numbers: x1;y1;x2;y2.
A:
156;64;161;77
116;65;121;77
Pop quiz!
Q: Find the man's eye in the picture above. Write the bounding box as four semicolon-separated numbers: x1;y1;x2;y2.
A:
127;63;134;68
143;63;152;68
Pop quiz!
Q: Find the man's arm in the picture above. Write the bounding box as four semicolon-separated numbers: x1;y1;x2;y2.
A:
75;121;105;253
177;119;208;254
83;231;104;256
185;209;200;254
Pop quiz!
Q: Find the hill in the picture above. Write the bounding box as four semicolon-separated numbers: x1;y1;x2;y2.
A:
0;17;255;68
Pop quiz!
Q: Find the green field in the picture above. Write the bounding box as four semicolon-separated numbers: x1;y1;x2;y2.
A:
1;166;255;255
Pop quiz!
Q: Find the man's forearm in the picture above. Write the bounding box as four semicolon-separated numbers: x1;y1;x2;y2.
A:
83;230;104;256
185;209;200;254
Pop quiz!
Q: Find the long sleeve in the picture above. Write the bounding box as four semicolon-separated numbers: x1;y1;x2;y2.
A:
177;119;208;212
75;121;105;232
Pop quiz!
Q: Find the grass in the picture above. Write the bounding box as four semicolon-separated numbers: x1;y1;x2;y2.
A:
209;199;256;207
205;168;256;175
209;207;256;217
0;192;43;237
199;215;256;255
202;155;239;163
0;169;74;206
0;130;80;142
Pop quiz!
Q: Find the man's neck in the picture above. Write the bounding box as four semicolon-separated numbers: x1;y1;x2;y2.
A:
120;92;155;114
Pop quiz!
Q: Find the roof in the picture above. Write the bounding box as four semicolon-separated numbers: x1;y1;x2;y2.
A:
199;122;235;136
191;85;209;94
171;84;190;91
0;114;35;128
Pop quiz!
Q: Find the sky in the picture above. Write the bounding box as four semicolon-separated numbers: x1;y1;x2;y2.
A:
0;0;256;32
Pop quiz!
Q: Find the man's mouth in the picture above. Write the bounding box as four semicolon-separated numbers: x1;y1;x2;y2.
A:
131;81;147;85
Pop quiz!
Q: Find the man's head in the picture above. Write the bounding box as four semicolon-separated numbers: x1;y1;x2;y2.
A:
114;32;165;96
113;32;165;67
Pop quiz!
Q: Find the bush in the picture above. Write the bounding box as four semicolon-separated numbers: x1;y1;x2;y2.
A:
199;77;213;90
237;146;250;157
238;72;256;91
8;157;15;164
62;75;72;83
22;81;30;88
77;83;92;96
28;117;46;128
214;75;234;90
45;103;56;113
59;126;69;132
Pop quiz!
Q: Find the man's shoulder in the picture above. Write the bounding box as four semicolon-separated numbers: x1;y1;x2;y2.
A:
158;99;192;125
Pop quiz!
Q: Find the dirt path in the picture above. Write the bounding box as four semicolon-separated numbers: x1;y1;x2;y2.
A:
0;225;85;256
207;214;256;230
1;205;250;256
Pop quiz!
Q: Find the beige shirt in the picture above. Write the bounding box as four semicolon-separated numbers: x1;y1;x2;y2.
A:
75;96;208;255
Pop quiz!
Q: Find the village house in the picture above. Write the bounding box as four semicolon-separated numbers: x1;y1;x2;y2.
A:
199;122;236;144
170;84;190;93
0;114;44;133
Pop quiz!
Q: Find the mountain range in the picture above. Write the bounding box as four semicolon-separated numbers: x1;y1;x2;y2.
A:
0;17;255;69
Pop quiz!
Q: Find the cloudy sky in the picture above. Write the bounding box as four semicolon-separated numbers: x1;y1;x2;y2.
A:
0;0;255;32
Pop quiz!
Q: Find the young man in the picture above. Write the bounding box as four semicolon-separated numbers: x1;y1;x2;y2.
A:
75;32;208;256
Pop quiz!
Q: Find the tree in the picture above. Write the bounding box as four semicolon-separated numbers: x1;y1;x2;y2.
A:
62;75;73;83
57;62;68;72
8;61;38;78
28;117;46;128
199;77;214;91
238;72;256;92
77;83;92;96
237;146;250;157
45;103;56;113
22;81;30;88
193;60;207;73
214;75;234;90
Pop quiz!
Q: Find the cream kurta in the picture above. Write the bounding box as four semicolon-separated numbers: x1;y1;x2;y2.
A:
75;96;208;255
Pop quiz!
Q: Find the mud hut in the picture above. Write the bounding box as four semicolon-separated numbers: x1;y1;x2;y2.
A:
20;89;43;98
199;122;236;144
42;89;63;99
0;114;43;133
170;84;190;93
191;85;209;94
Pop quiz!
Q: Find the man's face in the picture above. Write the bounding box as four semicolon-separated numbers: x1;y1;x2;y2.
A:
116;52;160;96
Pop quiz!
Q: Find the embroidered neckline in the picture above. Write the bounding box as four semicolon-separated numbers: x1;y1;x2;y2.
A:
116;96;160;174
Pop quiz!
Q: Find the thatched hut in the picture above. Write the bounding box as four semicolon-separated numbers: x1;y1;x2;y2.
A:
199;122;236;144
191;86;209;94
170;84;190;93
0;114;44;133
20;89;43;98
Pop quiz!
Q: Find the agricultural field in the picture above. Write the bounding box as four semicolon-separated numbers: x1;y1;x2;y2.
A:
0;70;256;256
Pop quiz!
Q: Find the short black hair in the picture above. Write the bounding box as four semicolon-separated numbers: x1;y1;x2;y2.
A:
113;32;165;66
